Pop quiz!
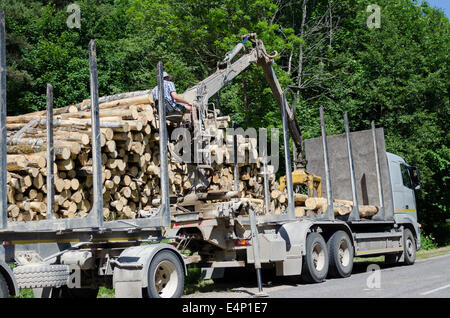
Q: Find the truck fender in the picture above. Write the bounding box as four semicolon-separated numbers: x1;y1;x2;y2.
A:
277;220;315;257
113;243;186;290
0;260;19;296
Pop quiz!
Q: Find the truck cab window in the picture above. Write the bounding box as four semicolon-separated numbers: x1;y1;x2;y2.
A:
408;165;421;189
400;164;413;189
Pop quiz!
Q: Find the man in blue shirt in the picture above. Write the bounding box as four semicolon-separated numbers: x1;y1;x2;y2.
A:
153;72;197;121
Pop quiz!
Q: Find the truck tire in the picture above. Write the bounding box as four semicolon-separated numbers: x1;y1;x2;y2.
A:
0;272;10;298
403;228;416;265
13;264;69;289
327;230;353;278
145;250;184;298
301;232;329;283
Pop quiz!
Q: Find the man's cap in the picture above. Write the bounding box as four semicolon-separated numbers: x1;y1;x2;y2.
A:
163;71;172;79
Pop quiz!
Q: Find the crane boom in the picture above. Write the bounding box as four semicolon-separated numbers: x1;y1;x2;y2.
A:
182;34;306;168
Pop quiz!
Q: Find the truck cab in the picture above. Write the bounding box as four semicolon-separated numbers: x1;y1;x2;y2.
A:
387;152;422;250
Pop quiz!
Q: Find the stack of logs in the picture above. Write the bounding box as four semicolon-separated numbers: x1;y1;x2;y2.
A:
4;91;378;221
6;94;162;221
269;186;379;219
4;93;277;221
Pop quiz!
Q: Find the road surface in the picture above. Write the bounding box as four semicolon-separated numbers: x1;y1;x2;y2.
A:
184;253;450;298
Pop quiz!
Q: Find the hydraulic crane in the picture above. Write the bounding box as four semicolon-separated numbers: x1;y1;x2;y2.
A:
181;33;322;197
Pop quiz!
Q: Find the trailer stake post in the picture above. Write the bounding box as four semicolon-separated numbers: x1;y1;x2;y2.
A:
319;106;334;220
46;84;55;220
157;61;171;227
0;11;7;229
260;128;271;213
281;90;295;220
233;121;240;193
344;113;359;221
89;40;104;228
249;208;267;297
371;121;386;221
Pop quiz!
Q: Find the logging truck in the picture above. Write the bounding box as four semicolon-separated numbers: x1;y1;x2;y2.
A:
0;22;422;298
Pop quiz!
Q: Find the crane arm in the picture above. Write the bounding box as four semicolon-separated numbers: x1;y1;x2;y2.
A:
182;37;257;104
181;34;306;168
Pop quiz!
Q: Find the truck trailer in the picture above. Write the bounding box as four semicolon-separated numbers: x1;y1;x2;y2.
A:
0;18;421;298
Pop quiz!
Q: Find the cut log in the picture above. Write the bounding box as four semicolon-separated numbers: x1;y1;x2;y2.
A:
56;159;75;171
305;197;328;211
334;199;354;206
7;155;28;171
295;206;306;217
294;193;309;204
333;202;353;216
359;205;378;218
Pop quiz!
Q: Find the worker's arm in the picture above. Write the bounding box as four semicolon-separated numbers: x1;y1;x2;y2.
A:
171;92;192;106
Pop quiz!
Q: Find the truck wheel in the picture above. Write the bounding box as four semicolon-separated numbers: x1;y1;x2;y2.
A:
145;250;184;298
301;232;329;283
327;231;353;278
403;229;416;265
0;272;10;298
13;264;69;289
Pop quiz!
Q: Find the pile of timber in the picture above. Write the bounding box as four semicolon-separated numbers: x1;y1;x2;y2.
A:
269;189;379;219
4;92;276;221
4;90;377;222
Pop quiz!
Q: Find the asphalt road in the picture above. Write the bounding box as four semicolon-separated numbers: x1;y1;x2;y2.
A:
185;253;450;298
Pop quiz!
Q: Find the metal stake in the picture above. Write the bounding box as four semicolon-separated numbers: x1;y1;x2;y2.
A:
319;106;334;220
233;121;239;193
344;113;359;221
0;11;7;229
292;97;297;170
46;84;55;220
371;121;386;221
281;90;295;220
89;40;103;227
157;61;171;227
260;128;271;213
248;208;266;297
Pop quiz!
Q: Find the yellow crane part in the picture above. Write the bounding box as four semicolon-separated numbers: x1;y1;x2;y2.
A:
279;169;322;197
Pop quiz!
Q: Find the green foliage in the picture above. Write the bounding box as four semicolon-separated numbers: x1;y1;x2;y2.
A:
1;0;449;244
17;288;34;298
421;234;438;250
186;267;202;285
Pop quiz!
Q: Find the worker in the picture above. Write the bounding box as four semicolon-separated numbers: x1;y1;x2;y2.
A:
153;71;197;121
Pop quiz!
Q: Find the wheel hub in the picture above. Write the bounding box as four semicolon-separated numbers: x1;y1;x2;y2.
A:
312;243;325;271
153;260;178;298
338;240;350;267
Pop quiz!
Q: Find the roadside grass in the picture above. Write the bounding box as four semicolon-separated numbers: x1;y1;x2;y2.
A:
15;245;450;298
97;286;115;298
416;245;450;259
354;245;450;264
